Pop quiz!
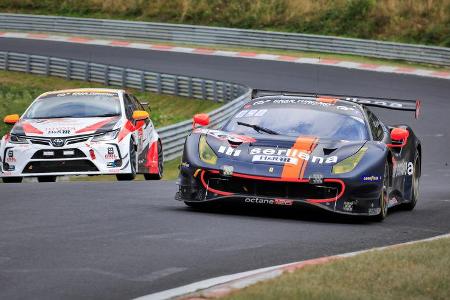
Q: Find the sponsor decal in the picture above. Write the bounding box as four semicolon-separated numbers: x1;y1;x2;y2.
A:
250;147;337;165
181;162;190;168
362;175;382;182
234;109;268;118
268;167;274;173
222;165;234;176
244;197;293;206
218;146;241;157
6;150;16;163
393;161;414;177
46;127;74;135
343;200;358;212
56;92;117;97
309;173;324;184
105;147;117;160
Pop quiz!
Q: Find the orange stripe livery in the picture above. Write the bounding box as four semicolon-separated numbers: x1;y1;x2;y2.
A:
281;137;318;179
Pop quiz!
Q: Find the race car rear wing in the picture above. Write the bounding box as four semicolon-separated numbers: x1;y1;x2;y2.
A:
252;89;421;118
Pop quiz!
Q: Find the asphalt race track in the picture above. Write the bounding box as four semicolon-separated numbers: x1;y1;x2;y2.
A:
1;38;450;300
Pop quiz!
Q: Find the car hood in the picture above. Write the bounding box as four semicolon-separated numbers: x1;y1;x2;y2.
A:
11;116;121;137
198;128;366;166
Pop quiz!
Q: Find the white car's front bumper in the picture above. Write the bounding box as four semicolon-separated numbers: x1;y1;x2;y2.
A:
1;138;131;177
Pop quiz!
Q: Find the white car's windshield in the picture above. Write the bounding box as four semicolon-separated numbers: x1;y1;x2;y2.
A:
24;93;121;119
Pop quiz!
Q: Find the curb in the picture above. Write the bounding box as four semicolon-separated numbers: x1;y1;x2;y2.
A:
1;31;449;80
136;233;450;300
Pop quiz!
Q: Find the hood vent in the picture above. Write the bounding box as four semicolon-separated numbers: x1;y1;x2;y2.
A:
323;147;337;155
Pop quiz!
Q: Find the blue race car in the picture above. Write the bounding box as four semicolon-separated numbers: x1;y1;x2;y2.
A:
176;90;421;221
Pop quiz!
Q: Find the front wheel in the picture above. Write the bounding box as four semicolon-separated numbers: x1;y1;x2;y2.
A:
2;177;23;183
116;140;137;181
374;160;390;222
38;176;57;182
144;141;164;180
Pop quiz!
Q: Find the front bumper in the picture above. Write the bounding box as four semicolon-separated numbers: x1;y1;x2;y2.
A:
177;168;383;216
1;140;130;177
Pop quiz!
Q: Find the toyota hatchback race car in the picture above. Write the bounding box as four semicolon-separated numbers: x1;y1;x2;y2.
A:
1;88;163;182
176;90;421;221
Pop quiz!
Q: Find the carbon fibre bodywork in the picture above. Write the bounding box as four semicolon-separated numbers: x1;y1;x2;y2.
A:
176;94;421;218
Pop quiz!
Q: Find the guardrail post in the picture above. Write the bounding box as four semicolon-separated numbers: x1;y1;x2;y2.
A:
201;80;206;100
140;71;145;92
66;60;71;80
121;68;126;88
25;54;30;73
84;62;89;81
188;77;193;98
174;76;179;96
222;83;227;102
213;81;218;102
156;73;162;93
4;52;9;71
45;57;50;76
104;65;109;86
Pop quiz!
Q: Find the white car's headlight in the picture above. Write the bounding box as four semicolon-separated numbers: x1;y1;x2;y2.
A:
9;134;29;144
91;129;119;142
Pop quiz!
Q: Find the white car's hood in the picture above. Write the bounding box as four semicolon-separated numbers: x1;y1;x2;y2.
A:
11;116;121;137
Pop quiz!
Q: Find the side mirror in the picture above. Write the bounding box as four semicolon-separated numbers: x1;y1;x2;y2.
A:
4;114;20;125
388;128;409;148
193;113;210;129
132;110;149;121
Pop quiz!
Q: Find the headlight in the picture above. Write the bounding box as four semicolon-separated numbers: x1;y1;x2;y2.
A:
91;129;119;142
9;134;29;144
332;146;367;174
199;135;217;165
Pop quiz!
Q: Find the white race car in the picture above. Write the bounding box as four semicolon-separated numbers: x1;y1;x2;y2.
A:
1;88;163;183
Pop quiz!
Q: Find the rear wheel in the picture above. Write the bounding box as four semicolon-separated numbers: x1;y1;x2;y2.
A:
116;140;137;181
38;176;57;183
2;177;22;183
374;161;390;222
403;152;420;210
144;141;164;180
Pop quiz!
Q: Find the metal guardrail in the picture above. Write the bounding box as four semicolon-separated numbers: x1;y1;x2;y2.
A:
0;51;251;161
0;13;449;66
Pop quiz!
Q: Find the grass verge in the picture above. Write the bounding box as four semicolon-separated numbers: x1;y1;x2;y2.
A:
1;0;449;47
0;70;221;180
222;237;450;300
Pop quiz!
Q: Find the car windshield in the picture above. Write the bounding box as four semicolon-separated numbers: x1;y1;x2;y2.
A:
223;105;369;141
24;93;121;119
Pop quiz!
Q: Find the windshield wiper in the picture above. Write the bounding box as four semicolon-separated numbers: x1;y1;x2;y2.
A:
237;121;279;135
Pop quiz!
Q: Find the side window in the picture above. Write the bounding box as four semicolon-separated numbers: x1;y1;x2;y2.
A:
131;95;145;111
123;94;134;120
367;109;383;141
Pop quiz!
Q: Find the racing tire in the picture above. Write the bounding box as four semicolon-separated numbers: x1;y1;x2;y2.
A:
116;140;137;181
2;177;23;183
403;152;420;211
374;160;390;222
37;176;57;183
144;141;164;180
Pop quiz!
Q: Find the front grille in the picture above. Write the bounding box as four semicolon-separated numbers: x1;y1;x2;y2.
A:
202;171;342;200
23;160;98;173
31;149;86;159
67;137;89;145
30;139;51;146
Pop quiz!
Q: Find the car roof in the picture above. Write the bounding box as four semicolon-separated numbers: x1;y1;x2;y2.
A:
37;88;125;99
248;95;365;117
